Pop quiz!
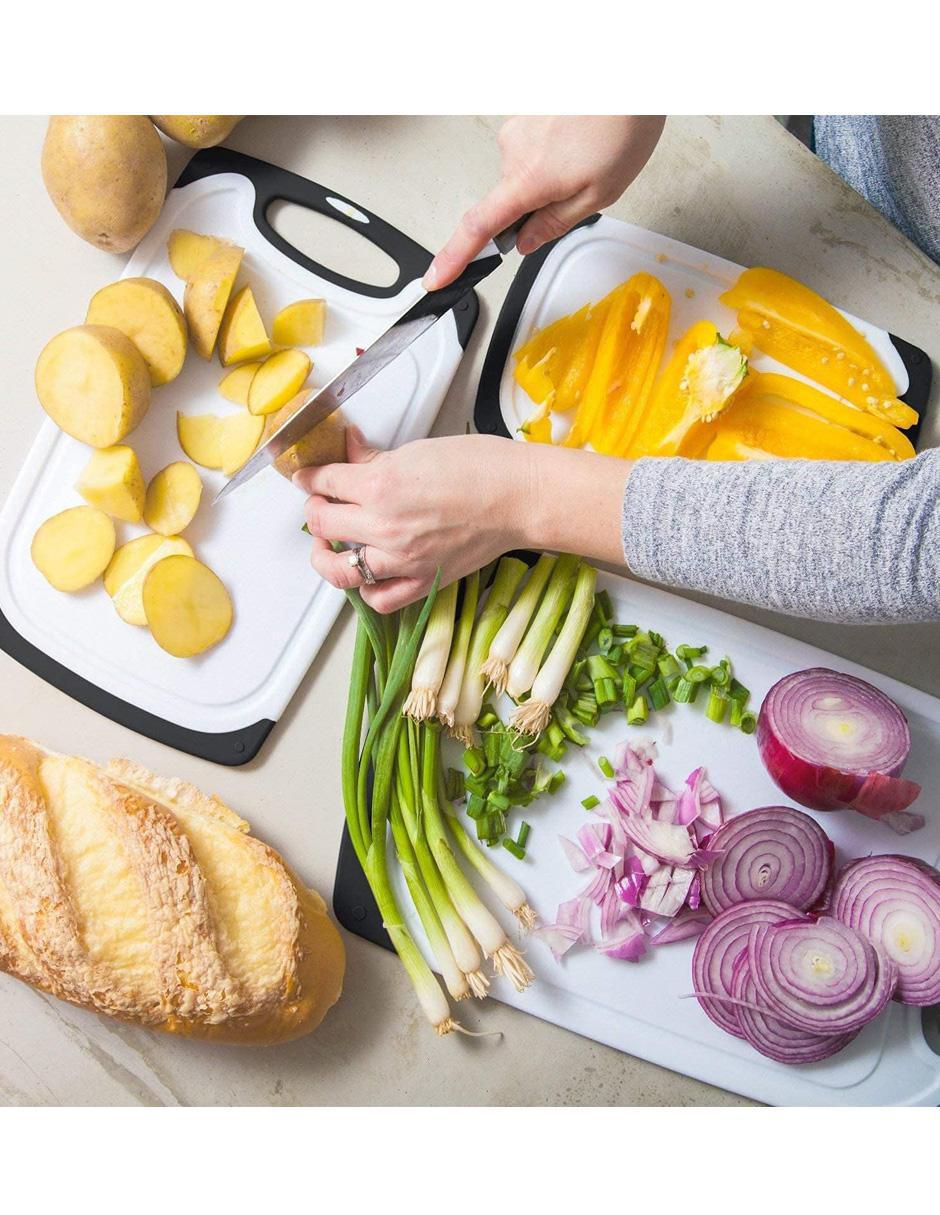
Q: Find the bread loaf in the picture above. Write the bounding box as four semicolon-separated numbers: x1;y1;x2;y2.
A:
0;737;344;1044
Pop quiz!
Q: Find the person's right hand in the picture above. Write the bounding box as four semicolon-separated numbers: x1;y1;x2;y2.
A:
423;115;665;290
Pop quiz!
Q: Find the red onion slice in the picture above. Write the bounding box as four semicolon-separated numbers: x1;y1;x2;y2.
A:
730;953;858;1065
830;855;940;1006
747;916;898;1035
699;806;832;916
757;668;920;827
692;900;801;1037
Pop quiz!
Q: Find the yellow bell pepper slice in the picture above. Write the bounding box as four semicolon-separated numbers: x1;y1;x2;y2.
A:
705;395;897;462
591;274;671;456
741;372;915;460
720;267;917;430
626;321;747;457
563;281;640;449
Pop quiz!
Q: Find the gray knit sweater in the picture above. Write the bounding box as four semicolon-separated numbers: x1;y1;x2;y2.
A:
622;450;940;623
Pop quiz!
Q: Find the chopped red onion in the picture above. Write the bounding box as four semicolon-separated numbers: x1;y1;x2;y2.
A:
699;805;832;916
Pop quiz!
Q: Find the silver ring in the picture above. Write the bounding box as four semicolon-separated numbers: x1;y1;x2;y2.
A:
348;544;377;585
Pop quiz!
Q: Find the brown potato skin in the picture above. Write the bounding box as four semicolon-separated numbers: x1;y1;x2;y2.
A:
262;394;348;479
42;117;167;253
151;116;243;149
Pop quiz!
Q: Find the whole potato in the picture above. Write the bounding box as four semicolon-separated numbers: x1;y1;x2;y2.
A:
42;116;167;253
150;116;243;149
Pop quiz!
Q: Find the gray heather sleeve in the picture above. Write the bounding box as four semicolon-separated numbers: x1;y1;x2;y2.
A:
621;450;940;624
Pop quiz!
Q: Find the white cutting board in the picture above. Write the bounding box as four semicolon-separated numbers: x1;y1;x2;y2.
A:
496;215;911;440
392;572;940;1106
0;151;471;760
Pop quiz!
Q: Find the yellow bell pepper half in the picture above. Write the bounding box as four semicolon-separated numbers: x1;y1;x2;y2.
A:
720;267;917;430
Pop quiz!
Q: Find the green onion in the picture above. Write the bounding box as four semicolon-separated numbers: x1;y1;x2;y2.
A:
511;563;597;736
710;662;731;688
403;581;458;721
444;767;465;801
452;557;527;743
598;626;614;652
627;694;649;725
581;794;600;810
436;571;479;729
686;665;711;684
598;755;615;779
502;839;526;861
596;589;614;623
463;746;485;777
677;643;708;663
613;624;638;638
443;805;535;928
648;677;670;711
706;685;729;723
555;707;588;746
672;677;698;703
730;698;744;728
479;553;557;696
516;821;531;848
739;710;758;734
729;678;750;705
621;672;637;706
506;554;579;701
657;653;682;682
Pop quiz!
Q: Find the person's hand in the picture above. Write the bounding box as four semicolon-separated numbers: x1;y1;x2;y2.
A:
295;428;631;613
295;429;532;613
423;116;665;290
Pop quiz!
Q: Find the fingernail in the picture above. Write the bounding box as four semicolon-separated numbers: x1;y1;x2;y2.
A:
422;261;441;291
517;235;537;255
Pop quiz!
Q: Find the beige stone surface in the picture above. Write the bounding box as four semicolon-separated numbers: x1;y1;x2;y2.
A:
0;115;936;1106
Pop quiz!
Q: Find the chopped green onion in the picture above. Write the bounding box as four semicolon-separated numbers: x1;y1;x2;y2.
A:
672;677;698;704
613;624;638;638
581;794;600;810
627;694;649;725
706;685;729;723
596;589;614;623
739;710;758;735
677;643;708;663
709;663;731;688
607;644;623;666
547;770;566;793
598;626;614;652
648;677;670;711
729;678;750;705
464;746;485;777
444;767;465;801
621;672;637;706
516;821;531;849
555;707;588;746
657;653;682;682
502;839;526;861
729;698;744;728
598;756;615;779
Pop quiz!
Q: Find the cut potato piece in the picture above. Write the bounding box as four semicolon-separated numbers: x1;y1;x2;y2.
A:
219;361;262;405
177;412;223;469
219;413;264;476
31;506;116;593
143;555;233;658
218;286;271;366
104;534;193;626
35;324;151;447
177;412;263;474
272;299;327;347
76;445;145;522
85;277;187;386
144;462;203;536
262;393;347;480
247;349;311;416
184;244;244;359
168;229;234;282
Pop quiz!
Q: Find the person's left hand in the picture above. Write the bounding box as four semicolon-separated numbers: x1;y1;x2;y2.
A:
295;428;532;613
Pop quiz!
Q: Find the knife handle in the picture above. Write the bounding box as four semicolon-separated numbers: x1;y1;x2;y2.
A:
493;212;535;256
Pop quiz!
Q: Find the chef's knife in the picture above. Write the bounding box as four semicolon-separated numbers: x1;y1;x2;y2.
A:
215;216;531;502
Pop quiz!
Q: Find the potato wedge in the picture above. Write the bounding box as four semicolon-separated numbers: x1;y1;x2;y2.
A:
35;324;151;448
31;506;116;593
247;349;311;416
272;299;327;347
76;445;145;523
168;229;234;282
218;286;271;366
219;413;265;476
143;555;233;658
219;361;262;405
104;533;193;626
184;244;244;359
262;393;348;480
144;462;203;536
85;277;187;386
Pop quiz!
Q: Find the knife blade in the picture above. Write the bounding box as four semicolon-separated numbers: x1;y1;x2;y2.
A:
215;217;529;502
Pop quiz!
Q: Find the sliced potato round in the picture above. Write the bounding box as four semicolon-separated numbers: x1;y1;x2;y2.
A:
184;244;244;359
177;412;223;469
76;445;146;523
262;394;347;480
168;229;235;282
35;324;151;447
272;299;326;347
143;555;233;658
144;462;203;536
31;506;116;592
220;413;264;476
219;361;262;405
85;277;187;386
104;533;193;626
219;286;271;366
247;349;311;416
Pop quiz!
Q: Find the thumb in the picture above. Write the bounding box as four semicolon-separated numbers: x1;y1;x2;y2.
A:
345;424;381;464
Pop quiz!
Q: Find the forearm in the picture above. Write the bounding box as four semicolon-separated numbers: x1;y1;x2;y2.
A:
621;451;940;624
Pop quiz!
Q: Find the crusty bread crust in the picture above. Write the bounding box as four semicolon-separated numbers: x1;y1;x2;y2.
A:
0;738;344;1044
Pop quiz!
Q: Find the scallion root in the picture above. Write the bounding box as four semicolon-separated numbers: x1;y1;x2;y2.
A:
515;903;538;932
510;699;552;736
491;943;536;992
480;655;509;697
403;687;437;721
467;969;491;999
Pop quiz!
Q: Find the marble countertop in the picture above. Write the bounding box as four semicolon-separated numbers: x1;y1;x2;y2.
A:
0;115;937;1106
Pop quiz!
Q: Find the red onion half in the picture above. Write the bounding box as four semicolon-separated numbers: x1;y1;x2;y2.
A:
692;899;799;1037
699;806;832;916
730;953;858;1065
747;916;897;1035
757;668;921;831
831;855;940;1006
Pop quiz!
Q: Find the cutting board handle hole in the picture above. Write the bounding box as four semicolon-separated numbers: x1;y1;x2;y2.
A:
266;200;401;289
